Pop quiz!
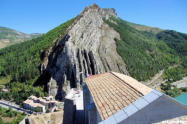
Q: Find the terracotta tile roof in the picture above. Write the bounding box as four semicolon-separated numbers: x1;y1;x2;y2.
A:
24;95;60;111
24;99;45;108
85;72;153;120
28;95;57;104
24;99;33;104
111;72;152;95
29;95;37;100
38;97;49;104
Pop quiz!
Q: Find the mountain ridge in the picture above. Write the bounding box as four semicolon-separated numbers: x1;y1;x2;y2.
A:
38;4;129;99
0;4;186;103
0;26;41;49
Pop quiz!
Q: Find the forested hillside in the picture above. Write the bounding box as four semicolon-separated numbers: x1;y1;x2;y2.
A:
156;30;187;97
0;19;74;104
104;17;179;81
157;30;187;69
157;30;187;82
0;14;186;104
105;17;187;97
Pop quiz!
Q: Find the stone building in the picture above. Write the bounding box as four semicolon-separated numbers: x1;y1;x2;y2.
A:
23;95;58;113
23;99;46;113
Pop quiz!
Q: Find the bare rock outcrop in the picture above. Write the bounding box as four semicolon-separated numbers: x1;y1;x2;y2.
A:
39;4;128;100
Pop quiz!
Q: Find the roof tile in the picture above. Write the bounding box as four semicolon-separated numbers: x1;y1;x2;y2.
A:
85;72;152;120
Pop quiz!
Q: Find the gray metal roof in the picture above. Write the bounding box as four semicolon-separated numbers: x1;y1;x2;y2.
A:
99;90;163;124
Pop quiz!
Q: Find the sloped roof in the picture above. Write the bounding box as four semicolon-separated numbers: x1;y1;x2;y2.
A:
111;72;152;95
24;99;45;108
85;72;153;120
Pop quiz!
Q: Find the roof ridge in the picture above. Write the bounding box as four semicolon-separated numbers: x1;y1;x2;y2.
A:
110;72;144;96
85;72;110;80
110;72;152;95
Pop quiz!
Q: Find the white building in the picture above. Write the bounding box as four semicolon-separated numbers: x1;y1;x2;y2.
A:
23;95;58;113
23;99;45;113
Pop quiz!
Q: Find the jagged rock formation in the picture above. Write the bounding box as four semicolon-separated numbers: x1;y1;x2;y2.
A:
40;4;128;100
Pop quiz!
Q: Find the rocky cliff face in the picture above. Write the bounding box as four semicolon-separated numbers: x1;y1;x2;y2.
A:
40;4;128;100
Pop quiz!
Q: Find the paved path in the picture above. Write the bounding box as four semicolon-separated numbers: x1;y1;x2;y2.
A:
0;100;31;114
142;70;166;89
172;77;187;88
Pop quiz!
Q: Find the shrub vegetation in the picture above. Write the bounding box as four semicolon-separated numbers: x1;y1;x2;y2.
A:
0;107;26;124
104;17;179;81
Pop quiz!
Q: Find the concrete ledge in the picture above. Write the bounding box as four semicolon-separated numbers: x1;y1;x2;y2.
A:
152;89;163;96
123;103;138;116
143;91;160;103
119;95;187;124
103;115;117;124
133;97;149;110
98;90;163;124
113;109;128;123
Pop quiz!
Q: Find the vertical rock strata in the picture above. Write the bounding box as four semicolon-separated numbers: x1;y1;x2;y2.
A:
40;4;128;100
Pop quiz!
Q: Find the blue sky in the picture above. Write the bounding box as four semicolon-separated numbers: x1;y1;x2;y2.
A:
0;0;187;34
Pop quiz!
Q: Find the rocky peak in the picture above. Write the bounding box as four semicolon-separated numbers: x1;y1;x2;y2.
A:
67;4;117;32
39;5;128;100
80;4;117;19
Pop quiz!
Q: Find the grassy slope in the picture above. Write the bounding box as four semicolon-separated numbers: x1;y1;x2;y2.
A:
125;21;162;34
0;19;74;104
0;26;41;49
